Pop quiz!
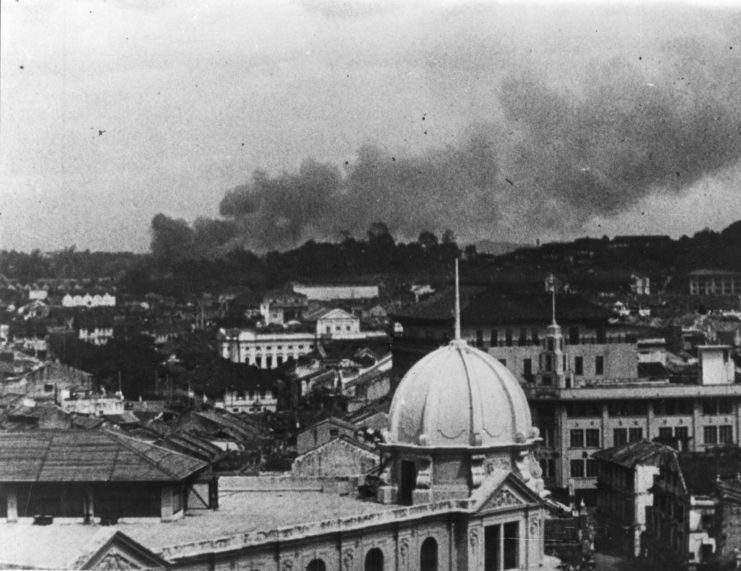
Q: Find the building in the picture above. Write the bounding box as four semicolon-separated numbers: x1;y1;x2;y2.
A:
393;287;741;500
292;434;378;478
0;300;555;570
219;328;317;369
259;287;308;325
0;527;169;570
0;430;210;524
215;380;278;414
292;283;380;301
75;311;114;346
61;291;116;308
688;269;741;296
593;439;670;557
313;307;361;338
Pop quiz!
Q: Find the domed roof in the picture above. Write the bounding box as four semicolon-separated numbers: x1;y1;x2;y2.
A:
388;340;534;448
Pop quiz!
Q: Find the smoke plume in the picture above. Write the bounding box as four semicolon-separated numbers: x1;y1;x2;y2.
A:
152;10;741;256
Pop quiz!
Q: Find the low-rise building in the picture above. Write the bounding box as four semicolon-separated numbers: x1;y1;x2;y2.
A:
259;287;308;325
292;283;380;301
0;430;210;524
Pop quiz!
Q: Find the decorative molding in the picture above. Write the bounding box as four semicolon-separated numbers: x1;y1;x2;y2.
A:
471;454;486;488
342;548;354;571
480;487;524;512
416;457;432;489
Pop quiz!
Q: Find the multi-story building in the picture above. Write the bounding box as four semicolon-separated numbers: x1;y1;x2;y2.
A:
259;287;308;325
392;286;741;501
688;269;741;296
219;328;317;369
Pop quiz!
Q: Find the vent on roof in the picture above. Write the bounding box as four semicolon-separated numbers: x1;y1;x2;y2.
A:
100;516;119;526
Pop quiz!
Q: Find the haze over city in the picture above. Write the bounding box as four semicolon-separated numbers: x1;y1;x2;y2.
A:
2;0;741;253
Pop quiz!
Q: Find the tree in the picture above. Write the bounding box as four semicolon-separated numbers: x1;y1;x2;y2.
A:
417;231;439;250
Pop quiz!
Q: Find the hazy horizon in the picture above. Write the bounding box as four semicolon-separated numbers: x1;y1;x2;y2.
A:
2;1;740;254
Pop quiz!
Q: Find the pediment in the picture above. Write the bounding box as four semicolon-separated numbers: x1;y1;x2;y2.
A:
474;473;542;515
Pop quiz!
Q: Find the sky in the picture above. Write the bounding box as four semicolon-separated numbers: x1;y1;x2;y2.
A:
1;0;741;253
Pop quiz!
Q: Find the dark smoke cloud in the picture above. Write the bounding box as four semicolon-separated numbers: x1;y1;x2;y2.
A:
152;13;741;255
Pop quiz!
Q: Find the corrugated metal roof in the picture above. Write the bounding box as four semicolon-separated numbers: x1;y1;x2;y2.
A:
0;430;207;482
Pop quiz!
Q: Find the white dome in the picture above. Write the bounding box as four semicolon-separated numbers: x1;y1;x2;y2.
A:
388;340;534;448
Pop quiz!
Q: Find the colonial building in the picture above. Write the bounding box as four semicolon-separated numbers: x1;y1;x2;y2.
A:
218;327;317;369
313;308;362;338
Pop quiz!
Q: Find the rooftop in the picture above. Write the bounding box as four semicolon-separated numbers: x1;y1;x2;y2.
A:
0;430;207;482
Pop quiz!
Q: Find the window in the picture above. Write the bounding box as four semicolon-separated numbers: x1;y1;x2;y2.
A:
476;329;483;347
531;328;540;345
570;429;584;448
704;426;718;445
365;548;384;571
329;428;339;438
571;459;585;478
420;537;438;571
566;402;602;417
306;560;326;571
614;428;628;447
595;356;604;375
490;330;498;347
574;356;584;375
523;359;533;381
608;402;648;417
654;400;694;416
586;459;599;477
519;328;527;346
569;327;580;344
505;329;513;347
659;427;673;439
675;426;689;440
629;428;643;443
703;399;734;416
720;425;733;444
586;429;600;448
499;359;507;368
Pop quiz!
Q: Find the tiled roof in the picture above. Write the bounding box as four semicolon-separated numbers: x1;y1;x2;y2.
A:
679;450;741;495
0;430;207;482
392;288;611;325
592;439;674;468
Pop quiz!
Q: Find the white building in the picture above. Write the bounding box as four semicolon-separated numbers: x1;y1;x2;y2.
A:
292;283;379;301
216;384;278;414
62;292;116;308
219;328;317;369
315;308;361;338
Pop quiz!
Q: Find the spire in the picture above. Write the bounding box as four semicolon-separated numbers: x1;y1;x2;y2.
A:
547;273;557;325
454;258;461;341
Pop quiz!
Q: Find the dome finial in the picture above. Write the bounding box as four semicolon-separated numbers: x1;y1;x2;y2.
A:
454;258;461;341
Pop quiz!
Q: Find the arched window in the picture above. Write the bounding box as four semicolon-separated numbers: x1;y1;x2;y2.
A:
306;559;326;571
420;537;438;571
365;547;384;571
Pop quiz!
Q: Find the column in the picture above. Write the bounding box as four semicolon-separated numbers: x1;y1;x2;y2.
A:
7;485;18;523
160;485;174;522
557;405;569;488
692;399;702;453
647;401;655;441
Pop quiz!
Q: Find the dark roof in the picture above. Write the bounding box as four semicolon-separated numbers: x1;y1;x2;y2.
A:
679;449;741;495
592;439;674;468
392;287;611;326
638;362;670;378
0;430;207;482
716;479;741;503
